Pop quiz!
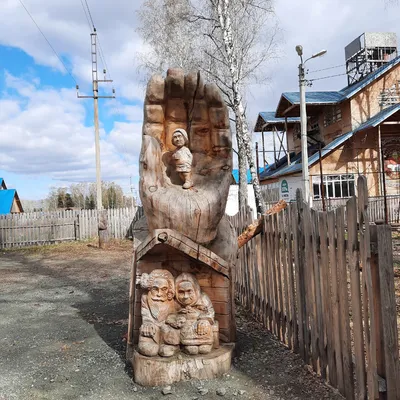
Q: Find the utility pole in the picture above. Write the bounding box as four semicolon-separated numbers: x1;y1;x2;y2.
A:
77;28;115;210
77;28;115;247
295;45;327;205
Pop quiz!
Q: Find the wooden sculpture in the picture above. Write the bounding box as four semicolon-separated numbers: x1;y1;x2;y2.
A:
139;69;233;245
128;69;236;386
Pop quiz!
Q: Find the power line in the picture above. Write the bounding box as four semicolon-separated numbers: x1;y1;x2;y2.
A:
83;0;96;30
80;0;92;33
81;0;111;80
18;0;78;85
309;72;348;82
308;64;346;74
81;0;123;117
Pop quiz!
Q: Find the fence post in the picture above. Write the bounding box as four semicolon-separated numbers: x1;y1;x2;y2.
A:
74;214;80;241
370;222;400;400
294;189;307;362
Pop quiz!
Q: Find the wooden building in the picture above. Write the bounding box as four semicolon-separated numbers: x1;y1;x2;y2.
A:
0;178;24;214
256;32;400;203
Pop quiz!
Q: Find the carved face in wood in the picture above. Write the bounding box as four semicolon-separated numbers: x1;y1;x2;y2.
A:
175;273;201;307
177;281;196;306
150;278;170;302
172;129;188;149
141;269;175;301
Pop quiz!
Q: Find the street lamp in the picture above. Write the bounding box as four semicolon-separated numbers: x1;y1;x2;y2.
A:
296;45;327;205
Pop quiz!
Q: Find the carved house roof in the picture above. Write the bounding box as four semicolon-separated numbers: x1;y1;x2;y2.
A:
136;229;230;278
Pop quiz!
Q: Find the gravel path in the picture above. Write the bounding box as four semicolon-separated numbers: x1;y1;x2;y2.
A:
0;243;343;400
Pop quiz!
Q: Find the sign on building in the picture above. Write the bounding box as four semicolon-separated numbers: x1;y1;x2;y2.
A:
279;176;302;201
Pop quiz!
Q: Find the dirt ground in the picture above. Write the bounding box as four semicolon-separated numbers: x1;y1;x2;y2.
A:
0;240;343;400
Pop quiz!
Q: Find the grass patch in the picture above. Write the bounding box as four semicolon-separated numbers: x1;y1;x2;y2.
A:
1;238;133;256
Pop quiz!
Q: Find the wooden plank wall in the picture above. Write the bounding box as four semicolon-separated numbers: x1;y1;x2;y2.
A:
0;207;140;249
228;176;400;400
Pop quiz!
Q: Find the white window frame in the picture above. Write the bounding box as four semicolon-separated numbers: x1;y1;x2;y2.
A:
312;174;355;199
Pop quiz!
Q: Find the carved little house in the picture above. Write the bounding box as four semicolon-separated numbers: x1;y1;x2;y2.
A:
131;229;235;347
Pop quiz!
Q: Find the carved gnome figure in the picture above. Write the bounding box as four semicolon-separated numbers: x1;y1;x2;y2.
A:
137;270;178;357
171;128;193;189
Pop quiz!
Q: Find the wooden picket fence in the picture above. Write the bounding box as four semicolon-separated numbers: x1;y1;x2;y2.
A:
0;207;142;249
229;176;400;400
264;195;400;225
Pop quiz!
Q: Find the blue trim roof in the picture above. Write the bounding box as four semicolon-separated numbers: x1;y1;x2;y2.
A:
262;103;400;180
232;168;265;184
0;189;17;214
352;102;400;132
340;55;400;99
282;91;343;105
276;55;400;116
258;112;300;124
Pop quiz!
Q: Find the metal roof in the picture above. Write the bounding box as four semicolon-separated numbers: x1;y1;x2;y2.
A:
258;112;300;123
0;189;17;214
254;112;300;132
352;102;400;132
275;55;400;117
340;55;400;99
282;91;344;105
232;168;265;184
262;104;400;180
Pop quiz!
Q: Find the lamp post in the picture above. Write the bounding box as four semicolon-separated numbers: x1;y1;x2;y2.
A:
295;45;327;205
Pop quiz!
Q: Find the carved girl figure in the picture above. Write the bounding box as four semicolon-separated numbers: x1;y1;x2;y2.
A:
171;129;193;189
173;273;217;355
138;269;177;357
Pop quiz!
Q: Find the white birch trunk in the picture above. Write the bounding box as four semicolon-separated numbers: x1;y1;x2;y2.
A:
235;115;248;209
217;0;266;213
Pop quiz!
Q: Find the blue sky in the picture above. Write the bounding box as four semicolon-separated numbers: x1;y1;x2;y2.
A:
1;0;400;201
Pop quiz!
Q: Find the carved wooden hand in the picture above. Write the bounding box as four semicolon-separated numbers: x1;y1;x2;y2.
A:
139;69;232;244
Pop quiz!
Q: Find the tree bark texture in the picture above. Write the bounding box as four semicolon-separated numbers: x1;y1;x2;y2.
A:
216;0;267;214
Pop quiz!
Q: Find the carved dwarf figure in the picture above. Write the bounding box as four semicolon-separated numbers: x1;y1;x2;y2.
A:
137;269;178;357
171;129;193;189
172;273;218;355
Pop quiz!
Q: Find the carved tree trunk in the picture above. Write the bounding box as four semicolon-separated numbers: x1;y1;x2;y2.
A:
216;0;267;214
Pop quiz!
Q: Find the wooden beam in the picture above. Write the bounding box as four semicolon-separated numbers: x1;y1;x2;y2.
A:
237;200;287;248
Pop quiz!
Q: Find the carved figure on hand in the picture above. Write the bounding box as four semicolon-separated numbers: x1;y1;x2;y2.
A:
140;69;233;245
174;273;217;355
138;269;177;357
171;129;193;189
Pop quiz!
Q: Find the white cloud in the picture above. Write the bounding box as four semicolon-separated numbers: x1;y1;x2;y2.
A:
2;0;400;197
0;72;140;185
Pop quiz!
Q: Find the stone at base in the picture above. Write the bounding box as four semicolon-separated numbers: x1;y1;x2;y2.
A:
133;344;234;387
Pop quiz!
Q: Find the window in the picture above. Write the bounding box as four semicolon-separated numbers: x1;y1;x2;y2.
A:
323;105;342;127
312;174;355;199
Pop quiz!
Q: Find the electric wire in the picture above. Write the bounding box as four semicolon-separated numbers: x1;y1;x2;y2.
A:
81;0;124;118
308;64;346;74
18;0;78;85
308;72;348;82
81;0;112;81
83;0;96;30
80;0;92;33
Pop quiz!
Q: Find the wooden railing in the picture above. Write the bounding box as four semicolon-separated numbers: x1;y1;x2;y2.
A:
228;176;400;400
0;207;142;248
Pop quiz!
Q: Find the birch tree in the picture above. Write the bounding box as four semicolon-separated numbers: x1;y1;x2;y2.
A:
137;0;279;213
